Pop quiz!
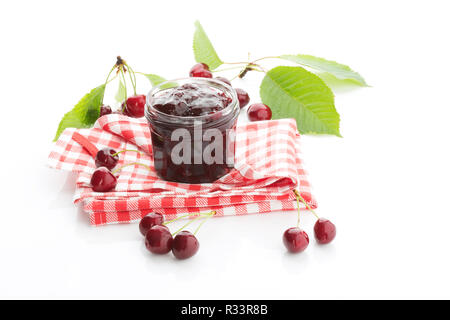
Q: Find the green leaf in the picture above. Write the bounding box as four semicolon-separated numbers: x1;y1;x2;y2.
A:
142;73;177;89
260;66;341;136
315;72;364;93
193;20;223;70
115;80;126;102
279;54;367;86
53;84;105;141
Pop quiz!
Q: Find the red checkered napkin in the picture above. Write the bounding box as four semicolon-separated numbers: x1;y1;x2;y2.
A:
48;114;316;225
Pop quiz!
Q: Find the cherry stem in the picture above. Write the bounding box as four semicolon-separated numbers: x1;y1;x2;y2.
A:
251;55;280;63
101;65;117;105
171;211;216;237
229;74;240;82
162;212;212;226
212;65;248;73
111;149;143;157
120;69;128;112
106;75;118;84
295;193;301;227
293;189;320;220
104;65;116;86
171;215;204;237
222;61;250;65
222;55;281;80
236;63;266;80
193;211;216;236
111;162;151;174
125;63;137;96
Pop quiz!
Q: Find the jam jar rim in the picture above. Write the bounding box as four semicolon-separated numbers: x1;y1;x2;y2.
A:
145;77;239;126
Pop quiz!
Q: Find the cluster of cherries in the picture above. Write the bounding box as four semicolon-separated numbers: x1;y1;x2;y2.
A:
91;61;336;257
90;147;145;192
91;150;336;256
99;94;147;119
189;63;272;122
138;211;214;260
98;62;273;123
282;191;336;253
98;57;147;119
137;195;336;260
90;148;119;192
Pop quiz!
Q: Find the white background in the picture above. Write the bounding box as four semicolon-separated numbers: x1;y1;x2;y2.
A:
1;0;449;299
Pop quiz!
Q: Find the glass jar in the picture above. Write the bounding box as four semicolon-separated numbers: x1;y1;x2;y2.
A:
145;78;239;184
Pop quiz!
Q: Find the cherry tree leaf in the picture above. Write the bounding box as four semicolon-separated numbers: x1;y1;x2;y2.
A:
279;54;367;86
142;73;177;89
53;84;105;141
193;21;223;70
115;80;126;102
260;66;341;136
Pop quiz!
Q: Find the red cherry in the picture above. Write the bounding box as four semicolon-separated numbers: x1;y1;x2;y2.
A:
122;94;146;118
190;69;212;78
189;63;212;78
100;105;112;117
283;227;309;253
314;218;336;244
90;167;117;192
145;225;173;254
247;103;272;121
198;63;210;71
139;212;164;236
95;148;119;170
172;231;199;260
215;77;231;86
235;88;250;108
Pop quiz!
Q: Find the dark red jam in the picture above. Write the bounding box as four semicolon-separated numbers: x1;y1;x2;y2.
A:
152;83;232;117
146;79;239;184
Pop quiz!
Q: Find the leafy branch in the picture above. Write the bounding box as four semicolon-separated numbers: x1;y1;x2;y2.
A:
53;22;367;141
193;21;368;136
53;57;170;141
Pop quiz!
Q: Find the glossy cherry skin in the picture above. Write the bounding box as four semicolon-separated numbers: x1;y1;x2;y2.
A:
145;225;173;254
100;105;112;117
314;218;336;244
215;77;231;86
122;94;146;118
190;68;213;78
189;63;212;78
235;88;250;108
139;212;164;236
195;63;210;71
247;103;272;121
172;231;199;260
95;148;119;170
283;227;309;253
90;167;117;192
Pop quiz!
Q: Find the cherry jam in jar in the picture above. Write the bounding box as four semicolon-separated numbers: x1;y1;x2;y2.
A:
145;78;239;184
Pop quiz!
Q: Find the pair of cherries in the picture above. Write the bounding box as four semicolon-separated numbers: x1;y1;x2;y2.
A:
282;192;336;253
139;212;200;260
283;219;337;253
139;209;335;260
90;147;135;192
99;94;147;119
189;63;272;122
232;89;273;120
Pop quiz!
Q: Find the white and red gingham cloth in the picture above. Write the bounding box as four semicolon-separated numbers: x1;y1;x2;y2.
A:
48;114;316;226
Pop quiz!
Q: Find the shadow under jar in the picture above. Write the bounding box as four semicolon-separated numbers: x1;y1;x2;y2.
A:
145;78;239;184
